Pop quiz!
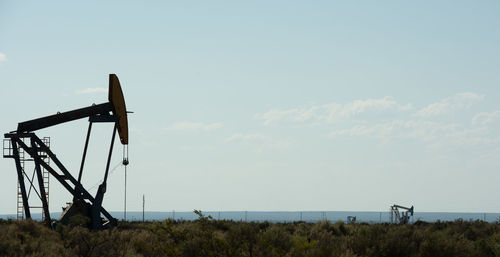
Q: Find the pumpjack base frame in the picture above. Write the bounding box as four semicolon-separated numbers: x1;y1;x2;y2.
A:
4;132;117;230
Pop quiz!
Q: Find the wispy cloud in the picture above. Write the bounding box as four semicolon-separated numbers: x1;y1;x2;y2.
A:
473;110;500;125
0;53;6;62
255;96;411;125
255;107;320;125
225;133;295;150
414;93;484;117
315;92;499;150
75;87;108;95
330;120;457;140
166;122;224;132
180;145;216;151
329;119;497;149
329;122;399;138
229;93;498;152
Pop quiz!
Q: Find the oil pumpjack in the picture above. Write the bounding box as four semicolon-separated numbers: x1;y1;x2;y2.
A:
390;204;414;224
3;74;129;230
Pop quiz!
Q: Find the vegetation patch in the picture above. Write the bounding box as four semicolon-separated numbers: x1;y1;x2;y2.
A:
1;213;500;257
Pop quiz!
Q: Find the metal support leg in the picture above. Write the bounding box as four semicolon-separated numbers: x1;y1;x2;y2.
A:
31;139;51;224
75;122;92;200
11;139;31;219
92;123;117;229
103;123;117;184
78;122;93;183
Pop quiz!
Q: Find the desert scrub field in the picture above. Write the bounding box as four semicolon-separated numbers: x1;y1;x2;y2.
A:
1;212;500;257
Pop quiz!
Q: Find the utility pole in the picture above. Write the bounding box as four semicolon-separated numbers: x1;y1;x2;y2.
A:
142;194;145;222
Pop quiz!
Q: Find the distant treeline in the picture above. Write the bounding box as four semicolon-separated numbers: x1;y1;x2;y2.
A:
1;211;500;257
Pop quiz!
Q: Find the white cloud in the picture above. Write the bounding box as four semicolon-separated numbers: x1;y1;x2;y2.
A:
166;122;223;132
180;145;216;151
326;96;411;119
225;133;268;142
329;122;398;138
329;120;497;148
0;53;6;62
254;93;497;151
331;120;458;140
255;96;411;125
75;87;108;95
225;133;295;149
473;110;500;125
255;106;321;125
414;93;484;117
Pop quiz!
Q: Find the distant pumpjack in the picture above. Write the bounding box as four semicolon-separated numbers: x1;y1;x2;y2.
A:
3;74;129;230
390;204;414;224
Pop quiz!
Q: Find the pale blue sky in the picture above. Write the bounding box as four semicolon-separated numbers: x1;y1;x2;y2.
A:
1;1;500;214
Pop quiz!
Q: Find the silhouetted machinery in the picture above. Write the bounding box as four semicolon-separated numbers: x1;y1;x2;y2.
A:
390;204;414;224
3;74;129;230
